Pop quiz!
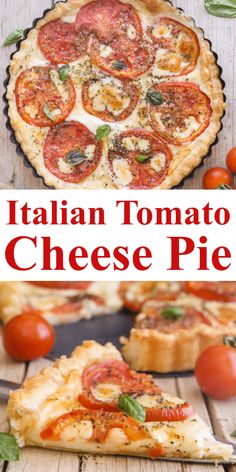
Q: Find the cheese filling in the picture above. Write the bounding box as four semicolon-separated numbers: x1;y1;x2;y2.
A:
88;79;131;116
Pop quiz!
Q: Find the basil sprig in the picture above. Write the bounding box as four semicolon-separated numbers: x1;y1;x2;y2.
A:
118;394;146;423
43;104;55;122
59;65;70;82
215;184;232;190
146;90;163;106
96;124;111;141
112;60;127;71
205;0;236;18
224;336;236;348
0;433;19;461
66;150;87;165
136;155;151;163
3;29;24;46
161;306;183;321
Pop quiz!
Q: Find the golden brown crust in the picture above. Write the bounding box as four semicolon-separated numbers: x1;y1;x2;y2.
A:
7;0;224;189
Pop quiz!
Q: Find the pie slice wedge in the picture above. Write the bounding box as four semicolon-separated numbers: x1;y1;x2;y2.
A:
7;340;233;461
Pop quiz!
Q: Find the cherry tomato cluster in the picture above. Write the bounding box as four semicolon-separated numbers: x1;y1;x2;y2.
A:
203;146;236;189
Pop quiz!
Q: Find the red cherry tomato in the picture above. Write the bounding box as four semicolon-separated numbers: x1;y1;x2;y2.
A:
226;147;236;174
2;313;55;362
195;345;236;400
203;167;232;189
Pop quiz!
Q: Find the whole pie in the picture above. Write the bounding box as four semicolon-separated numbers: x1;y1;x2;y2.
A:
7;0;224;189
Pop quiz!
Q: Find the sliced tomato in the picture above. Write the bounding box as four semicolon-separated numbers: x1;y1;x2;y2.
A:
184;282;236;302
28;282;92;290
40;409;164;454
148;82;212;146
145;402;194;422
90;36;154;79
38;19;88;64
150;17;200;76
76;0;143;44
51;295;104;315
43;121;102;183
15;66;76;128
136;303;212;332
82;78;139;122
109;130;172;189
119;282;180;312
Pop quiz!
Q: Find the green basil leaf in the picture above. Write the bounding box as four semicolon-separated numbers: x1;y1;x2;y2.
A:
3;29;24;46
96;124;111;141
161;306;183;321
215;184;232;189
146;90;163;106
0;433;19;461
118;394;146;423
112;60;127;70
224;336;236;348
59;65;70;82
43;104;55;122
204;0;236;18
66;150;87;165
136;154;151;163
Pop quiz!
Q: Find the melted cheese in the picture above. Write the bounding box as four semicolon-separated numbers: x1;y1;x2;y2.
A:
112;159;133;186
88;78;131;116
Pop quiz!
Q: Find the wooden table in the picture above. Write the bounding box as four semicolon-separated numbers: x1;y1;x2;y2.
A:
1;0;236;189
0;339;236;472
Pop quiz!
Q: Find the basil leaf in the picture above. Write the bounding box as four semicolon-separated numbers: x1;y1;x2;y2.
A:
66;150;87;165
112;60;127;70
161;306;183;320
224;336;236;348
0;433;19;461
96;124;111;141
215;184;232;189
59;65;70;82
136;154;151;163
146;90;163;106
205;0;236;17
3;29;24;46
43;104;55;122
231;430;236;438
118;394;146;423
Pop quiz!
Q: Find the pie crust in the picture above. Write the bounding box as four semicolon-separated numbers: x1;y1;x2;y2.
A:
6;0;225;189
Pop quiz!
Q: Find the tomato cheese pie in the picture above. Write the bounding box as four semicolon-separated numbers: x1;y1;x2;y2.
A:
0;281;122;325
7;341;233;460
7;0;224;189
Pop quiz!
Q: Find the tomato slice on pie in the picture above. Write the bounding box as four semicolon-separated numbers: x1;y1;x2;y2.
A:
148;82;212;145
28;282;92;290
119;282;180;312
43;121;102;183
82;78;139;121
76;0;143;44
184;282;236;302
15;66;76;128
150;17;200;76
109;130;172;188
78;360;194;422
90;36;154;79
38;19;88;64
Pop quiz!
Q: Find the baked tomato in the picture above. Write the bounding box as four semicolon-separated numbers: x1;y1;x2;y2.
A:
78;360;194;422
150;17;200;76
119;282;180;312
90;36;154;79
38;19;88;64
76;0;143;44
50;295;104;316
2;313;55;362
226;146;236;174
195;345;236;400
203;167;232;189
148;82;212;146
43;121;102;183
82;78;139;122
184;282;236;302
15;66;76;127
109;130;172;188
28;281;92;290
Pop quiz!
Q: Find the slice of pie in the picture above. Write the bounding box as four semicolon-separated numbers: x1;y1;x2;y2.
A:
0;282;122;325
7;341;233;460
